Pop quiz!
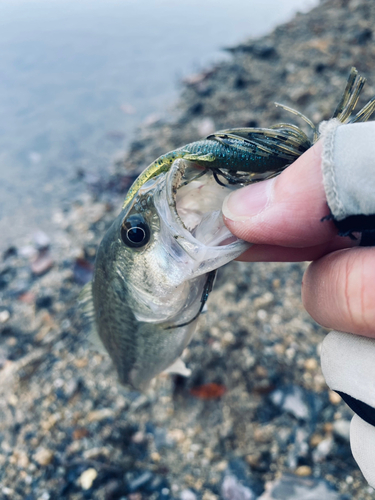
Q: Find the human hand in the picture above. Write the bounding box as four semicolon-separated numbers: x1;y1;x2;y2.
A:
222;128;375;488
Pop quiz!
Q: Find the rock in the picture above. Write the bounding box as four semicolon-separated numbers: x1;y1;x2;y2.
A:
79;468;97;490
328;391;342;405
304;358;318;371
202;491;218;500
73;258;94;284
312;437;334;463
128;494;142;500
333;419;351;442
197;117;215;136
180;489;197;500
19;245;38;259
258;474;341;500
87;408;114;422
295;466;312;477
0;310;10;324
101;479;123;500
31;252;53;276
221;475;255;500
33;230;51;250
33;447;54;466
2;247;17;260
270;386;309;420
287;427;309;470
128;471;153;492
35;295;53;310
0;266;16;290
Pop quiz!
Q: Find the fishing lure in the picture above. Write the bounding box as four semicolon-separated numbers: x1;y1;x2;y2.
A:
124;67;375;207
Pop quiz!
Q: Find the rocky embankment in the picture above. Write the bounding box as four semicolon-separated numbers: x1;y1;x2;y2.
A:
1;0;375;498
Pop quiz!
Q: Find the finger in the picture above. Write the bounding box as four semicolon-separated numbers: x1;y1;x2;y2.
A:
302;247;375;338
223;141;339;247
237;234;357;262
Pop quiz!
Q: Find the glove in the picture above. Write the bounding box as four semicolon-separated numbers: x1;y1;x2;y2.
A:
321;331;375;487
319;120;375;487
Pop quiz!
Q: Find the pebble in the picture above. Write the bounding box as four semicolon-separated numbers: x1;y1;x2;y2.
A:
333;419;351;442
87;408;114;422
2;246;17;260
128;494;142;500
19;245;38;259
221;331;235;347
0;310;10;323
216;460;228;472
221;475;255;500
35;295;53;310
304;358;318;371
258;474;341;499
33;231;51;250
312;437;334;463
270;385;309;420
202;491;218;500
33;448;54;466
197;117;216;136
31;252;54;276
151;451;161;462
253;292;274;309
79;468;97;490
180;489;197;500
328;390;342;405
73;258;94;284
295;465;312;476
0;2;374;499
128;471;153;492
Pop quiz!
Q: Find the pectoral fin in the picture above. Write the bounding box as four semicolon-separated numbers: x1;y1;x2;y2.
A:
163;357;191;377
78;282;106;354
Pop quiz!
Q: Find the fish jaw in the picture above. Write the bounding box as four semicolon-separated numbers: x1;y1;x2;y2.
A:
154;158;250;277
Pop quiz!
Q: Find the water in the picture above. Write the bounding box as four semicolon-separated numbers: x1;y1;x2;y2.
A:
0;0;317;251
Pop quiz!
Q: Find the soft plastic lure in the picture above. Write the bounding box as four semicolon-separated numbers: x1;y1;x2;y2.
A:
124;67;375;207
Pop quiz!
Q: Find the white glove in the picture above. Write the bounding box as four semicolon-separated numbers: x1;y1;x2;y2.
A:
321;331;375;487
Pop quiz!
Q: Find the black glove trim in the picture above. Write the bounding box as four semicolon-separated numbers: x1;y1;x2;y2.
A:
336;391;375;427
333;214;375;238
322;207;375;244
360;230;375;247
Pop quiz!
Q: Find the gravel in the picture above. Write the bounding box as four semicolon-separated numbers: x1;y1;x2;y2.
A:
1;0;375;498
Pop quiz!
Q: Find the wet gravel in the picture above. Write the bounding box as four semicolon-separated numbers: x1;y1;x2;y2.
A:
1;0;375;498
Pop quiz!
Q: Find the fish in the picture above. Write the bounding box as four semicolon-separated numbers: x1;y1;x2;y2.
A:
80;67;375;391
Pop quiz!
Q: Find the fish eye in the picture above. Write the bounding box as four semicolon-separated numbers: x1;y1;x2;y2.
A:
121;214;150;248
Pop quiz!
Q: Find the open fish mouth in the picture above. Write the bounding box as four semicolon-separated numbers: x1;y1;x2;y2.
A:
153;158;250;278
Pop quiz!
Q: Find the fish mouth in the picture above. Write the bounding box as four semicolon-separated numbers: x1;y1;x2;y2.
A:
153;159;250;277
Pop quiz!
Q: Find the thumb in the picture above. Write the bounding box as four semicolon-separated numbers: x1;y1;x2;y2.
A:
223;141;338;248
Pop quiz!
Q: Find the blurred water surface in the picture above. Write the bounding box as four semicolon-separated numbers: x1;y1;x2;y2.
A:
0;0;317;250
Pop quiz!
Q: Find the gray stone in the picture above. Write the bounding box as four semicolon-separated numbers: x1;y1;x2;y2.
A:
180;489;197;500
270;386;309;420
258;474;341;500
333;419;351;442
221;475;255;500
